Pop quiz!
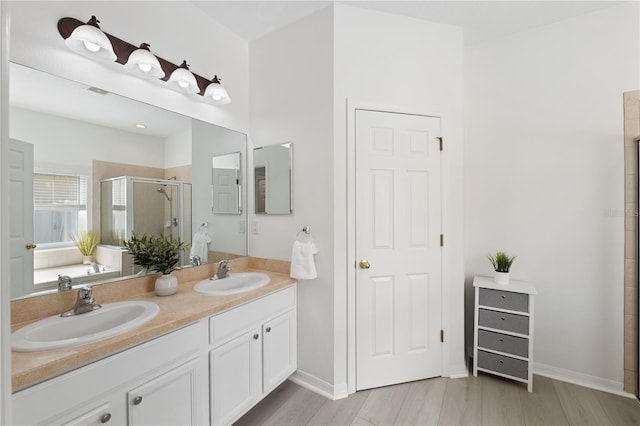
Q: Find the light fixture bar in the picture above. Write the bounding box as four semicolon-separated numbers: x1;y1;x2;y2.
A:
57;16;227;100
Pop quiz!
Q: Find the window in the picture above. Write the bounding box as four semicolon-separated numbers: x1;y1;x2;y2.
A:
33;173;88;246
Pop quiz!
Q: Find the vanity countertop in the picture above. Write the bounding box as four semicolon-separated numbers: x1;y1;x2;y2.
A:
11;260;295;392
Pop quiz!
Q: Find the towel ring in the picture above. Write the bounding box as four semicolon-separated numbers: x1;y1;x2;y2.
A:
295;226;314;242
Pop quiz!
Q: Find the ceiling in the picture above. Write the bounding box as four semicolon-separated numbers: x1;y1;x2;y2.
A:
191;1;627;45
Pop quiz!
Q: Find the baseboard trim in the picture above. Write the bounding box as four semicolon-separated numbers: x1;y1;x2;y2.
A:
447;363;470;379
289;370;349;400
534;362;634;398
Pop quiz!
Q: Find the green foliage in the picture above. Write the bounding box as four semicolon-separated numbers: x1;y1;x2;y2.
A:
123;232;187;275
73;230;100;256
488;251;516;273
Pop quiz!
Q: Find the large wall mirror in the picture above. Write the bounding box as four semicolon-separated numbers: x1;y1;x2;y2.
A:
9;62;247;300
253;143;293;214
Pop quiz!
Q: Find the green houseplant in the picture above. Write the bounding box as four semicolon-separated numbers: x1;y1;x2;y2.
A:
123;232;187;296
73;230;100;264
488;251;516;285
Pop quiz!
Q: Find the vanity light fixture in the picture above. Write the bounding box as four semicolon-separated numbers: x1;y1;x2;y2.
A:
167;61;200;94
63;16;116;62
204;75;231;104
124;43;164;79
57;16;231;104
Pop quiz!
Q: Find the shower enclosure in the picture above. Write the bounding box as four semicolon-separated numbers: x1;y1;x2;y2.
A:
100;177;192;265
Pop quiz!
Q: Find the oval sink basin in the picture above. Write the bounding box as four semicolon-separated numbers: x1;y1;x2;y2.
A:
11;300;160;352
193;272;270;296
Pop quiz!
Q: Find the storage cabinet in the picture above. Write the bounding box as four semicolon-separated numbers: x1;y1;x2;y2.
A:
472;276;536;392
209;286;297;425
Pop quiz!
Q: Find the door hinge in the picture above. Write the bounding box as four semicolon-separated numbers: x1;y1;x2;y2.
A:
440;234;444;247
437;137;443;151
440;329;444;343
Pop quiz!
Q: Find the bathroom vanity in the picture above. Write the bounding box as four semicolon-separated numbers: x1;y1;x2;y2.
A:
11;263;296;425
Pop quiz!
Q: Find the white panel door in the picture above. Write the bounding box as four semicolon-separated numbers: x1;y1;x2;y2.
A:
355;110;442;390
212;168;239;214
9;139;34;298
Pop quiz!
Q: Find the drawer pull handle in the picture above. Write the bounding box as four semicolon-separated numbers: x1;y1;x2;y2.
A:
499;338;504;342
266;326;272;333
253;333;259;340
501;317;506;321
133;396;143;405
501;295;506;299
100;413;111;423
499;360;504;364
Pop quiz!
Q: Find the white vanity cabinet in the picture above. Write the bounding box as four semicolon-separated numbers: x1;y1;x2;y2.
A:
12;322;208;426
209;285;297;425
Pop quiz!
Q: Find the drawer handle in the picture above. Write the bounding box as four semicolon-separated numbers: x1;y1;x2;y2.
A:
501;317;506;321
100;413;111;423
253;333;259;340
266;326;272;333
501;295;506;299
499;360;504;364
499;338;504;342
133;396;143;405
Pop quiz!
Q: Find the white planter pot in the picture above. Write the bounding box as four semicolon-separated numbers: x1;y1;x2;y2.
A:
494;271;510;285
155;274;178;296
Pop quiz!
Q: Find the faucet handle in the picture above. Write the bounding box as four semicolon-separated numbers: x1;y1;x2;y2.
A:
78;286;93;302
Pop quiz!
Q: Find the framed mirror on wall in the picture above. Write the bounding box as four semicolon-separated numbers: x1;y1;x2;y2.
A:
212;152;242;214
253;143;293;214
8;62;247;299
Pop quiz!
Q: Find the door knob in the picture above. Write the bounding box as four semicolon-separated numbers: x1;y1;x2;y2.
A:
25;243;37;250
359;260;371;269
133;396;143;405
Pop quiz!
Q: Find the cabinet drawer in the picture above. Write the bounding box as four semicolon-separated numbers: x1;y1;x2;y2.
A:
479;288;529;312
210;286;295;347
477;350;528;380
478;308;529;335
478;329;528;357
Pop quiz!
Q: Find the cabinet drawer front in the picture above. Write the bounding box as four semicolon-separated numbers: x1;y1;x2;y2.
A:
210;286;296;347
479;288;529;312
478;308;529;335
478;329;528;357
477;350;528;380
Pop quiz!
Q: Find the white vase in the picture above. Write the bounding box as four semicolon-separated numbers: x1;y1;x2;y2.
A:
155;274;178;296
494;271;510;285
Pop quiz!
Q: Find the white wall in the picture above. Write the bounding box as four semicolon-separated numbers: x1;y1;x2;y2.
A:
249;6;335;389
465;2;640;391
334;4;466;388
7;1;248;134
164;128;192;169
10;107;166;171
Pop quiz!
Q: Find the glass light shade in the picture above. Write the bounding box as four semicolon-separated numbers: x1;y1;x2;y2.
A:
124;46;165;79
167;62;199;94
204;80;231;104
65;23;116;62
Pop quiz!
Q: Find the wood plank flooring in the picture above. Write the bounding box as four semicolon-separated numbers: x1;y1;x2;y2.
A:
234;374;640;426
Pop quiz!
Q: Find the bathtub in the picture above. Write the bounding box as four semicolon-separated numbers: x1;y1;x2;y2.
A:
34;263;121;288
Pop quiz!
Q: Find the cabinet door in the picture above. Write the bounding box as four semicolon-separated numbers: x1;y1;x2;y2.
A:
262;310;297;393
210;329;262;425
128;357;202;426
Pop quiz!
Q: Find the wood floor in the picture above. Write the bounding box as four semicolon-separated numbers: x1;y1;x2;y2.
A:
234;374;640;426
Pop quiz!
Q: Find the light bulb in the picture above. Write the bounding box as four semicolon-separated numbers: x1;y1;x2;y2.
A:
178;80;189;89
212;94;222;101
137;63;152;73
83;40;101;52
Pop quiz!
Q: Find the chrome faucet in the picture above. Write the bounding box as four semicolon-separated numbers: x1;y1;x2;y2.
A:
58;274;72;292
61;286;102;317
190;255;202;266
90;261;100;273
215;260;231;279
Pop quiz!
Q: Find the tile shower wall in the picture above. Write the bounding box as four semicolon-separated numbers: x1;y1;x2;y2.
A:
624;90;640;394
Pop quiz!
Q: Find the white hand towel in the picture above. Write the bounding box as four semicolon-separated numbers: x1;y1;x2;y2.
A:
190;230;211;262
290;240;318;280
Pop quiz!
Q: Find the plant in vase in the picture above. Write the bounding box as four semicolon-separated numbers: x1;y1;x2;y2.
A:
124;233;187;296
488;251;516;285
73;230;100;264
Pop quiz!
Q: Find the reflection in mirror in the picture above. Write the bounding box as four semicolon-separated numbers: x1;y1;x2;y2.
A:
211;152;241;214
8;62;247;299
253;143;293;214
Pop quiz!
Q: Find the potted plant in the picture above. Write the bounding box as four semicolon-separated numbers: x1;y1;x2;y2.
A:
488;251;516;285
73;230;100;264
124;232;187;296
